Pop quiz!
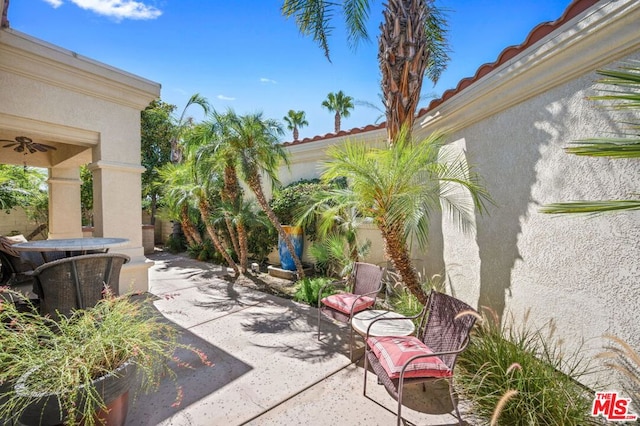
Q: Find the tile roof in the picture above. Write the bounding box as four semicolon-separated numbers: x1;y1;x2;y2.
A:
282;0;600;147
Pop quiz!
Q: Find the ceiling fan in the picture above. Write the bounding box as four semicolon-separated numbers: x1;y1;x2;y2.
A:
1;136;57;154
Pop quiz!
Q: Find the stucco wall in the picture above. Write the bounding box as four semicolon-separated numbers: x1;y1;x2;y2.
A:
442;54;639;380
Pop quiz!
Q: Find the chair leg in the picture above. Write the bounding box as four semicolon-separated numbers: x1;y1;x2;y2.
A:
397;376;404;426
448;377;463;425
363;348;368;396
349;321;354;361
317;306;322;341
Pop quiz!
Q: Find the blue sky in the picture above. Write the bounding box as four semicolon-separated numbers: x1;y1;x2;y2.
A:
8;0;570;142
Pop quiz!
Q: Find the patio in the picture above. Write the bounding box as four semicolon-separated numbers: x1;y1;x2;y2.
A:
128;251;470;426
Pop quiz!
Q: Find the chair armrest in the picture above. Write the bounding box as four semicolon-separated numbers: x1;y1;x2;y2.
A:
348;289;382;316
396;336;471;380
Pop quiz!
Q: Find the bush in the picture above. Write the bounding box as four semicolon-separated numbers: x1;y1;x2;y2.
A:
456;310;600;425
164;234;186;253
247;219;277;263
187;239;236;265
293;277;336;307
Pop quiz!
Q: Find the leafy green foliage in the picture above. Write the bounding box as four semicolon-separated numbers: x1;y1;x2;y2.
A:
79;165;93;226
164;233;186;253
141;99;177;223
246;217;277;263
269;179;324;239
456;310;599;425
0;165;46;212
293;277;336;307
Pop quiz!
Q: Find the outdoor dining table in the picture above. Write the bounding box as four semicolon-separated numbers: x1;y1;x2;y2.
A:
12;237;129;263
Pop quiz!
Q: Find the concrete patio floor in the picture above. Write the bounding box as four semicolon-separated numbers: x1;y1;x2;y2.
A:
126;251;473;425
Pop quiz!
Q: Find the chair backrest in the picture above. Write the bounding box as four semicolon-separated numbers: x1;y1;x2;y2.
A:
32;253;130;319
351;262;386;296
421;290;478;370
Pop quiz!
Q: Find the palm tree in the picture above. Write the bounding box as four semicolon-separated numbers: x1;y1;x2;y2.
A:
317;130;491;304
157;163;203;247
220;110;306;279
282;0;448;143
322;91;354;133
541;63;640;214
170;93;210;163
159;159;240;275
283;110;309;141
186;117;244;269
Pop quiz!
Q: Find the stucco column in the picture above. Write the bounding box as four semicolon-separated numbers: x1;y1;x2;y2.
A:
47;167;82;239
89;160;151;293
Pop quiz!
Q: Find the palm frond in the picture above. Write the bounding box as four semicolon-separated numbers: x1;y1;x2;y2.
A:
564;138;640;158
343;0;371;49
423;3;450;84
282;0;334;61
540;200;640;214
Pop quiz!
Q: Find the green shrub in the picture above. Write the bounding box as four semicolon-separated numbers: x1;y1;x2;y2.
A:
293;277;336;307
164;234;186;253
247;220;277;263
456;310;600;425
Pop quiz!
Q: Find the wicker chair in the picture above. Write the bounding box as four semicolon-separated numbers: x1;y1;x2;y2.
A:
363;290;478;426
32;253;130;320
317;262;385;360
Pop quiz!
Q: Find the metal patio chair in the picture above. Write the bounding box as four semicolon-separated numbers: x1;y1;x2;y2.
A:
363;290;478;426
317;262;385;360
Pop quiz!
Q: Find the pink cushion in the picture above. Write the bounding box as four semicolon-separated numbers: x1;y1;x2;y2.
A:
367;336;452;379
321;293;375;315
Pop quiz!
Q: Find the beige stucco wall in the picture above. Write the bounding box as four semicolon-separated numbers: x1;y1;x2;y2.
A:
280;0;640;390
422;0;640;391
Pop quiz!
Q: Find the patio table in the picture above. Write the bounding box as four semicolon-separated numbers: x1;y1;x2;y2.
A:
12;237;129;263
352;309;415;338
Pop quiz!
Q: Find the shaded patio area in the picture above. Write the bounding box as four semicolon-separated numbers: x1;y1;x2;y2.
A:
129;251;470;425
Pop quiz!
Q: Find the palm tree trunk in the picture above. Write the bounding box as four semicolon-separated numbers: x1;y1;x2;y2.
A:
224;216;241;258
293;127;299;141
334;112;341;133
379;223;427;305
247;174;306;279
197;199;240;276
236;221;249;274
222;164;245;270
180;205;202;246
379;0;428;143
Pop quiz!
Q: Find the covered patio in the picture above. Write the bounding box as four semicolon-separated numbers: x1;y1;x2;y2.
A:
0;0;159;292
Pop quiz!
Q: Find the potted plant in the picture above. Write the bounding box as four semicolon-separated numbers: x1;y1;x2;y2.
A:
0;287;211;426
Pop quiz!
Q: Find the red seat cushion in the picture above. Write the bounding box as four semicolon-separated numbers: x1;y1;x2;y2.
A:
367;336;452;379
321;293;375;315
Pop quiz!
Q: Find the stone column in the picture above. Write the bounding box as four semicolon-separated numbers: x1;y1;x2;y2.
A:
89;160;151;293
47;167;82;239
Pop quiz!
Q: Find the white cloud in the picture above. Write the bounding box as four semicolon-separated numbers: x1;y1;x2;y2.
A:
43;0;64;7
44;0;162;21
217;95;235;101
260;78;277;84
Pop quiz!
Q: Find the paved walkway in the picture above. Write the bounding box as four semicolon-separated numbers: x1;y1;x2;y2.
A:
126;252;470;425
